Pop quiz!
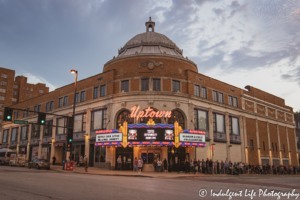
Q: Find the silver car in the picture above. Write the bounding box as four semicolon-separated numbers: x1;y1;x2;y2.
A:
28;159;50;170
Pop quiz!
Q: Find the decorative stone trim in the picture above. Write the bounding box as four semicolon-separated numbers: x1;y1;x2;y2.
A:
268;109;275;115
278;112;284;118
60;89;67;94
245;102;253;109
138;59;163;70
287;115;292;120
121;101;126;108
96;77;103;82
196;77;205;82
257;105;265;112
148;101;154;107
175;101;181;108
230;88;235;92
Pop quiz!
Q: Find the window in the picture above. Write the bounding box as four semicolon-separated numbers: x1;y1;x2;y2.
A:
201;87;207;99
14;111;19;119
74;114;86;133
46;102;50;112
100;85;106;97
0;88;6;93
153;79;161;91
95;146;106;162
0;96;5;100
13;85;18;89
121;80;129;92
230;117;239;135
20;126;28;140
39;90;43;93
116;110;134;128
141;79;149;91
228;96;233;106
250;140;254;150
30;88;33;91
0;111;3;115
1;81;7;86
194;109;208;131
30;94;32;98
26;93;28;97
0;103;4;108
58;98;63;108
93;87;99;99
1;74;7;78
194;85;200;97
26;87;29;90
12;98;17;102
23;109;28;118
263;141;265;151
213;113;225;133
11;128;18;142
91;109;107;130
233;97;238;107
38;105;41;112
13;91;17;95
172;80;180;92
272;143;274;152
219;93;224;103
75;93;79;103
43;120;53;137
56;118;67;135
80;91;85;102
31;124;40;138
50;101;54;111
298;122;300;129
63;96;68;106
168;110;185;129
2;130;8;143
34;106;37;115
213;91;218;102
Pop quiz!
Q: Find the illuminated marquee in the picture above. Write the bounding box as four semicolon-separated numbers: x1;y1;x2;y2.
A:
130;106;172;120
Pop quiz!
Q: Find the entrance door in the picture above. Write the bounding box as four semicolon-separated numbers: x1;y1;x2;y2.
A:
116;147;133;170
168;147;188;172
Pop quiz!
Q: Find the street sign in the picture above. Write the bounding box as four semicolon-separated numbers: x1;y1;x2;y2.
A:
14;120;28;125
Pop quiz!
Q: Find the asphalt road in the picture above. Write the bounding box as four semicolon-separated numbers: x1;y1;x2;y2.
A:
0;166;300;200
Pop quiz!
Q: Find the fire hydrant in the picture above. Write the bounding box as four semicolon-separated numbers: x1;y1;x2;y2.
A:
85;166;88;172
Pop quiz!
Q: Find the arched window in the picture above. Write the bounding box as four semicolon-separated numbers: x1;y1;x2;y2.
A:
263;141;265;151
139;107;162;124
168;110;185;129
116;110;134;129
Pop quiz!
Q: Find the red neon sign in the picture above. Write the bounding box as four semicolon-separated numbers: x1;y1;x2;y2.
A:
130;106;172;120
188;130;206;134
96;130;112;134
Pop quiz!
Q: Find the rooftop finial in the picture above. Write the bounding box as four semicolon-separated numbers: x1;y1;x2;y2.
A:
145;17;155;32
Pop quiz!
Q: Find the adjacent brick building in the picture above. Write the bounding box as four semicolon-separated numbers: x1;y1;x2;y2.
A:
0;67;49;131
1;18;298;169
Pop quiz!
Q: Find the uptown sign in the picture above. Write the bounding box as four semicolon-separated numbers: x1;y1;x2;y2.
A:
130;106;172;120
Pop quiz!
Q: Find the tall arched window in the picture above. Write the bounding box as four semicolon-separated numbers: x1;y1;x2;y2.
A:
139;107;162;124
168;110;185;129
116;110;134;129
263;141;265;151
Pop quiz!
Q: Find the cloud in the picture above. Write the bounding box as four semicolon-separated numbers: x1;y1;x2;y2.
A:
21;73;56;91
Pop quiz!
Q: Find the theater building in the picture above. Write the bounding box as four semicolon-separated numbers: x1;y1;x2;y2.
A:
1;18;299;170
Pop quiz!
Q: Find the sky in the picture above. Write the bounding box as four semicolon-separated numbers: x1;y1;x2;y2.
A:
0;0;299;112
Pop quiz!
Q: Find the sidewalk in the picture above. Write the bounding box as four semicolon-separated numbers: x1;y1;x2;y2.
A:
50;165;296;178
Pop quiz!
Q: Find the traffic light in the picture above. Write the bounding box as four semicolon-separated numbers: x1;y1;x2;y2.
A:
38;113;46;125
3;107;13;121
66;128;73;151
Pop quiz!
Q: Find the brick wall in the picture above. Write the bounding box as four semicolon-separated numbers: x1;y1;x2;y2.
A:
258;121;268;156
246;118;259;164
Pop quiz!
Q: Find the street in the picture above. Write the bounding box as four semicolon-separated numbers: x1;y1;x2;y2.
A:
0;166;300;200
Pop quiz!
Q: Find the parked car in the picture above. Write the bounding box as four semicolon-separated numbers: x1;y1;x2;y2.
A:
28;159;50;170
9;154;26;167
0;149;17;165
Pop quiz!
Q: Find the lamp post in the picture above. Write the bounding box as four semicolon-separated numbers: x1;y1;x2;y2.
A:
70;70;78;161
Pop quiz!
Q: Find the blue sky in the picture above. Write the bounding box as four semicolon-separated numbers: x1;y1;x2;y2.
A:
0;0;299;111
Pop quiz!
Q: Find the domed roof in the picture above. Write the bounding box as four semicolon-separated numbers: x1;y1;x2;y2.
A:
117;18;183;58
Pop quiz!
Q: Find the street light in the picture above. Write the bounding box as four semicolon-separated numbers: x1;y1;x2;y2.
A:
70;70;78;161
